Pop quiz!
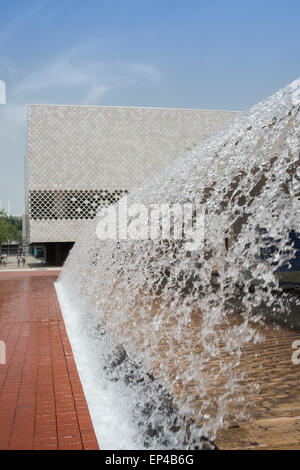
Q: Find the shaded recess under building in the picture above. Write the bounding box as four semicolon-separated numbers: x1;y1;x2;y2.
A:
25;104;241;265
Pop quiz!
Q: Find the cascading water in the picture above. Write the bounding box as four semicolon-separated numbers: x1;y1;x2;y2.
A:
58;79;300;449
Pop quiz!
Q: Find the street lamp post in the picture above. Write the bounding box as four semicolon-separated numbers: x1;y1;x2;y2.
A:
0;80;6;104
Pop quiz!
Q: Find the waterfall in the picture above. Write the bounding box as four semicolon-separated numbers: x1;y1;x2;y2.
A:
58;79;300;448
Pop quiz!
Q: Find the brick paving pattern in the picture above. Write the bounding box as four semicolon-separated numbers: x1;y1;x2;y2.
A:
2;270;299;449
0;271;99;450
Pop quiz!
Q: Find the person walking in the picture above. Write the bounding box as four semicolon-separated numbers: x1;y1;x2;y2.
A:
21;255;26;268
17;255;21;267
2;253;6;266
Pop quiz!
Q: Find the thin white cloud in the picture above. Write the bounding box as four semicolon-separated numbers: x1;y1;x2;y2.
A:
11;48;161;105
16;59;93;93
83;84;107;104
126;63;161;84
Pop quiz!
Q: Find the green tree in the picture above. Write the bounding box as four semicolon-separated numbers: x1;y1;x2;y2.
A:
0;210;22;255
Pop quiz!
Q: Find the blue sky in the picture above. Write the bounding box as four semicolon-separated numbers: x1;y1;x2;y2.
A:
0;0;300;213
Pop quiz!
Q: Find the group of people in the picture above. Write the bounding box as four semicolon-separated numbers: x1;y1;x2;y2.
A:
17;254;26;267
17;248;26;268
0;249;26;268
1;253;8;266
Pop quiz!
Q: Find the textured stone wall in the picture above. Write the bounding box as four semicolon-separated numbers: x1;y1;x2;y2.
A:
27;104;241;243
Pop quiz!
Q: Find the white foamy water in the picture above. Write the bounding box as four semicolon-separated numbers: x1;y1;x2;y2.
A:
55;281;145;450
59;79;300;448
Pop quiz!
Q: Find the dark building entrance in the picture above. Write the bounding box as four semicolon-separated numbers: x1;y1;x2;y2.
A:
31;242;74;266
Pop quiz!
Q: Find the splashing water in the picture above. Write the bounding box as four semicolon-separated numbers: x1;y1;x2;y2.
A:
59;79;300;448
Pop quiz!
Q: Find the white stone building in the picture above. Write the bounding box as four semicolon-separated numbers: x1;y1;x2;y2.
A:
25;104;240;264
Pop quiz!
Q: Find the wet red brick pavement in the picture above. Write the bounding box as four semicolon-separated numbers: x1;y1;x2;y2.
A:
0;271;99;450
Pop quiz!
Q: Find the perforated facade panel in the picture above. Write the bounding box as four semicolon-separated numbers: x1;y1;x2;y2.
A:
26;104;240;243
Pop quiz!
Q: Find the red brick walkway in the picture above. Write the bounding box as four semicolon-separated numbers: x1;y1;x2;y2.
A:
0;271;99;450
